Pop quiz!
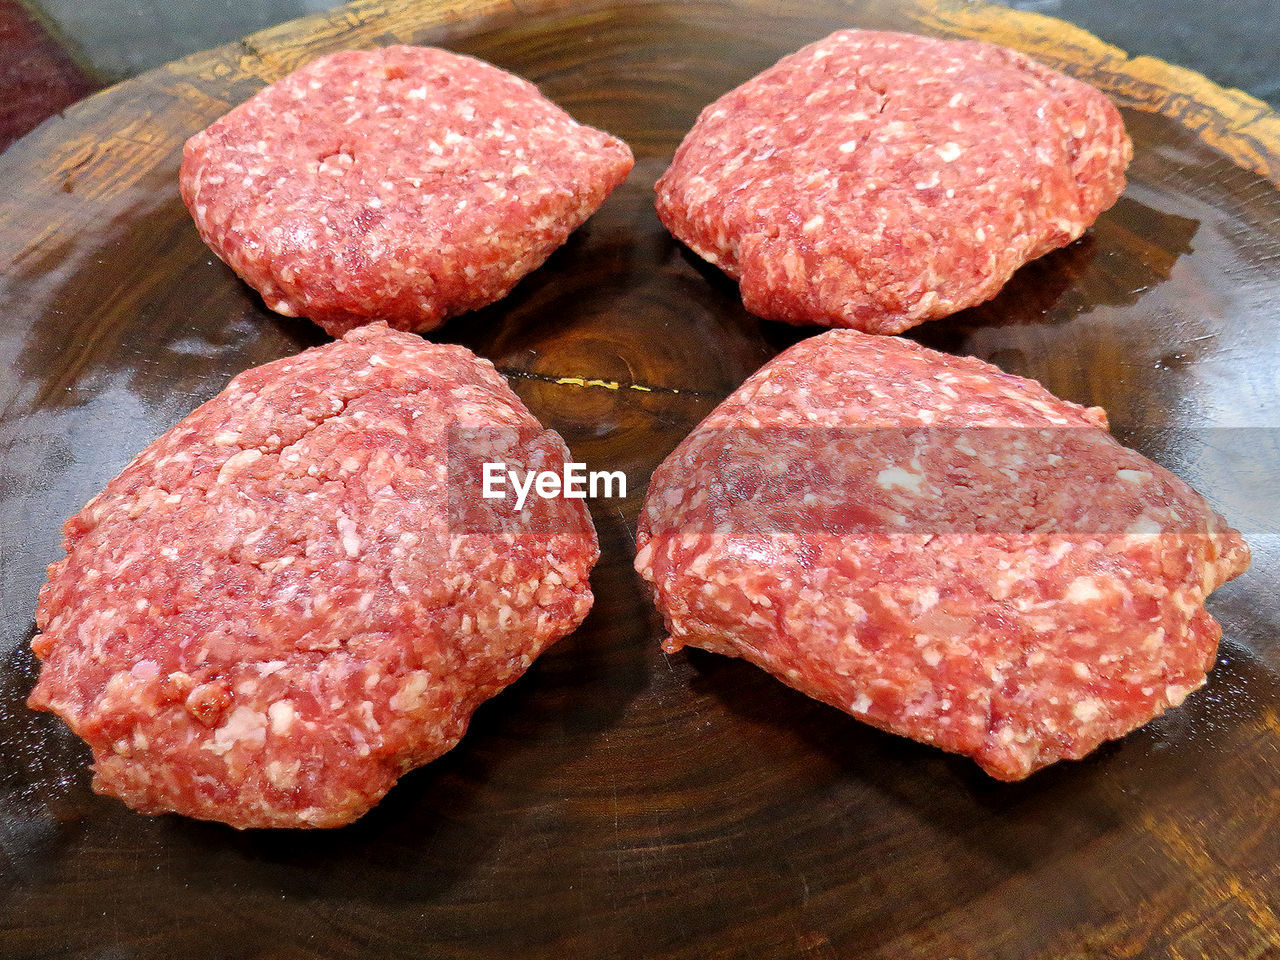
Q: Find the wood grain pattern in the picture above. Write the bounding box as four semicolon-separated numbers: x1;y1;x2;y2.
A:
2;2;1279;959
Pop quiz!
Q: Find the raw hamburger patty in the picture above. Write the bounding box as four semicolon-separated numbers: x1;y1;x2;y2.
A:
656;30;1131;333
180;45;634;336
635;331;1249;780
29;324;598;828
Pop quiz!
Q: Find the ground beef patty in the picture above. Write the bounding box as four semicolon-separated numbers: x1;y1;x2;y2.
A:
635;331;1249;780
656;30;1131;334
181;45;633;336
29;324;598;828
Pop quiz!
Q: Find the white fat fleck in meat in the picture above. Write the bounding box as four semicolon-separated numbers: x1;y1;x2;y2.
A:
335;513;361;558
1064;576;1104;603
130;660;159;681
210;706;268;754
876;465;927;494
389;671;432;712
1072;699;1104;722
266;759;302;788
216;448;263;484
936;142;962;162
268;700;296;734
1126;515;1163;536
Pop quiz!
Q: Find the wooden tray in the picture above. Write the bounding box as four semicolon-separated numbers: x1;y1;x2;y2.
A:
2;1;1278;957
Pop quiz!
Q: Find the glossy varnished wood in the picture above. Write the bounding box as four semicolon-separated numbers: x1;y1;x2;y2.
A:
1;1;1279;958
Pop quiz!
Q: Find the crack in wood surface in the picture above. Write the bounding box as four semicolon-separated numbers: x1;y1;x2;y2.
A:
498;366;715;398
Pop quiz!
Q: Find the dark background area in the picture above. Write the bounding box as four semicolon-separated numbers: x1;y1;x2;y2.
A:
2;0;1280;153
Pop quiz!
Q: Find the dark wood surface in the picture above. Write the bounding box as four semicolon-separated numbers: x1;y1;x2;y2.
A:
2;1;1279;957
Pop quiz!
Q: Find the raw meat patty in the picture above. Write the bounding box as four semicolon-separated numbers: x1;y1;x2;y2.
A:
656;30;1131;333
181;45;634;336
29;324;598;828
635;331;1249;780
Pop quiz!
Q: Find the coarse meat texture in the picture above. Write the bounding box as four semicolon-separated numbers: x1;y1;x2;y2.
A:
634;331;1249;780
655;29;1131;334
29;324;598;828
180;45;634;336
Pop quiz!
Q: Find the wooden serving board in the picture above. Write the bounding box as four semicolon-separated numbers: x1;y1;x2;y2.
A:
2;1;1279;957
